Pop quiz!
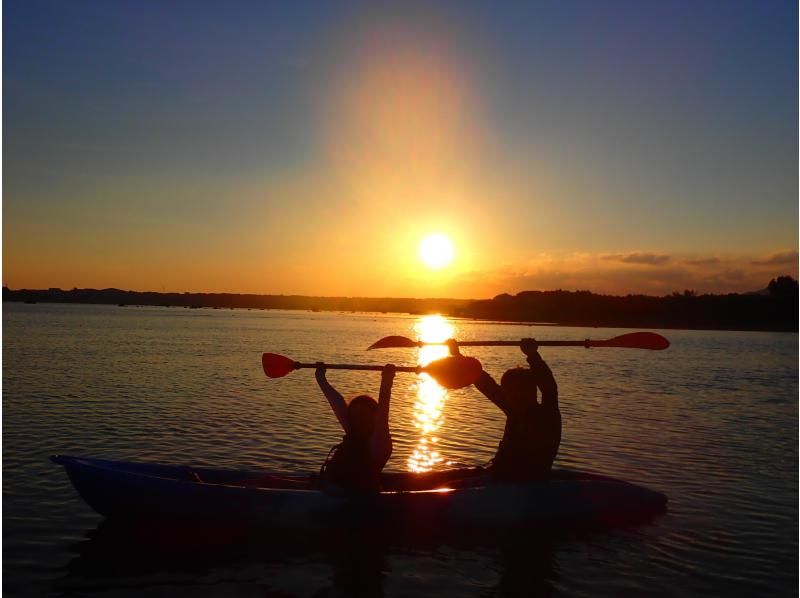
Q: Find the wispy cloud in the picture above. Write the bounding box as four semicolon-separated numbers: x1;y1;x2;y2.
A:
448;250;799;298
602;252;672;266
685;257;720;266
751;251;798;266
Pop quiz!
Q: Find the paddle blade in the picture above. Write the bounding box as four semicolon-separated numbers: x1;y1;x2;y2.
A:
423;355;483;389
603;332;670;350
367;335;419;350
262;353;297;378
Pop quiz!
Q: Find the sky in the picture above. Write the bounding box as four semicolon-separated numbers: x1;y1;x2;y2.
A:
4;0;798;298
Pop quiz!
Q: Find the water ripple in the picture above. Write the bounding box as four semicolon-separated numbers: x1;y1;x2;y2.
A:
3;304;797;596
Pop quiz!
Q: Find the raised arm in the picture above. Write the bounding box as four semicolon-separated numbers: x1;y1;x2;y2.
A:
315;365;350;433
370;364;395;459
521;339;559;412
474;370;510;415
446;337;509;415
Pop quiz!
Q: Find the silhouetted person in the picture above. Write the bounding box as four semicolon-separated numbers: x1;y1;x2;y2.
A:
473;339;561;482
315;363;395;492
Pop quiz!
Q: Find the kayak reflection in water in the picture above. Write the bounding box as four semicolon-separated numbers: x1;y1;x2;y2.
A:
471;339;562;483
315;363;395;492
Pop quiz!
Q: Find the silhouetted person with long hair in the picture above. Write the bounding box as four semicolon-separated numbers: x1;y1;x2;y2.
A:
315;363;395;492
472;339;561;482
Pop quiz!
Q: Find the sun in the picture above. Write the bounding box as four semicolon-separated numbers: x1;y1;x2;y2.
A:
418;233;455;270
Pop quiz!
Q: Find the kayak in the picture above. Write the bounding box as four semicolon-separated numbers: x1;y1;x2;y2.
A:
51;455;667;530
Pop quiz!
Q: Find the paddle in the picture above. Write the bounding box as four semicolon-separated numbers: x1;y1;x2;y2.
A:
262;353;483;389
367;331;670;351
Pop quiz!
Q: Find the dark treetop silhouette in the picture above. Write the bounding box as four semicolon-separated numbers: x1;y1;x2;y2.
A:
453;277;798;332
4;276;797;331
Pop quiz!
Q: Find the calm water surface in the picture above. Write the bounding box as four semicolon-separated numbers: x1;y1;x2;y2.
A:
3;303;798;596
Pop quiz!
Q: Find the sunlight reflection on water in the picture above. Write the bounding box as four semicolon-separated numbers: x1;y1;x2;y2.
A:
407;315;457;472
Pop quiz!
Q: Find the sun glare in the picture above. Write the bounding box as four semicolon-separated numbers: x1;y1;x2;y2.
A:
407;315;455;473
418;233;455;270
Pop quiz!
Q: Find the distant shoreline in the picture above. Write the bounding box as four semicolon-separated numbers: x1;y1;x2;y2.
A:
1;286;470;316
3;285;797;333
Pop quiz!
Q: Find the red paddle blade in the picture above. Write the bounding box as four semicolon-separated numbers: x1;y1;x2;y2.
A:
367;335;419;350
603;332;670;350
423;355;483;389
262;353;297;378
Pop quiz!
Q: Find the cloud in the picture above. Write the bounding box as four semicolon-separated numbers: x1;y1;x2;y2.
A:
685;257;720;266
751;251;798;266
602;252;672;265
448;250;799;298
718;269;746;281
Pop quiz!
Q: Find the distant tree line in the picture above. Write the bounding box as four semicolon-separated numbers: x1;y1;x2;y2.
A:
4;276;797;331
453;276;798;332
1;287;469;315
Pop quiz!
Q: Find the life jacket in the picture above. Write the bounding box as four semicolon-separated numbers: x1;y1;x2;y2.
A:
320;433;385;493
490;403;561;483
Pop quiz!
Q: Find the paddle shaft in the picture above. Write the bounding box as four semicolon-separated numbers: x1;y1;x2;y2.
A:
367;331;668;351
414;339;608;348
292;362;422;373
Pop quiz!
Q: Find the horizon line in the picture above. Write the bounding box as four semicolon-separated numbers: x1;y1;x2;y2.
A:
4;279;793;301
